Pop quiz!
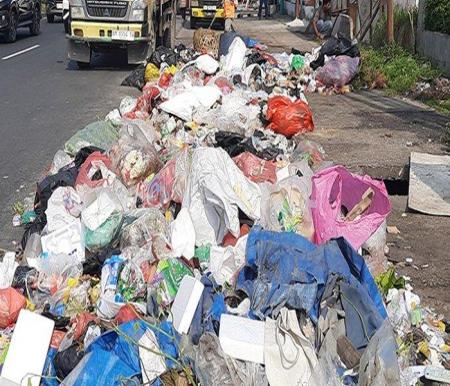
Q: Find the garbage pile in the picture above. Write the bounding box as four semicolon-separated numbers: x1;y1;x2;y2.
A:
1;32;449;386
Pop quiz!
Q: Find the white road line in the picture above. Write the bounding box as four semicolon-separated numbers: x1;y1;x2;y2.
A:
1;45;40;60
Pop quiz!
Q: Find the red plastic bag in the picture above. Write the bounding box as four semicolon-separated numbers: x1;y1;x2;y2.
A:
72;312;98;340
115;304;140;324
233;152;277;184
266;96;314;137
50;330;66;349
123;85;160;120
311;165;391;250
0;288;26;328
222;224;250;247
75;151;113;188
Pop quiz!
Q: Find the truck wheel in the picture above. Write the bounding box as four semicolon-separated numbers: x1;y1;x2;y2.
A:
47;14;55;23
30;7;41;35
5;11;17;43
190;17;197;29
77;61;90;69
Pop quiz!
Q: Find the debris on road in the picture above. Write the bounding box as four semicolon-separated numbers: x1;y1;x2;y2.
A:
1;32;448;386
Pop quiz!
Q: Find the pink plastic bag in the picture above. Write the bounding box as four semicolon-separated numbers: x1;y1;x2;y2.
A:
315;56;360;88
233;152;277;184
311;165;391;250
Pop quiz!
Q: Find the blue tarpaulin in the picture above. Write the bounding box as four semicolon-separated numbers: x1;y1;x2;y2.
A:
236;226;386;322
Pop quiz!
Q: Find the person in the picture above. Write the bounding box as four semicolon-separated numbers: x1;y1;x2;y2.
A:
311;0;333;39
179;0;187;21
258;0;270;19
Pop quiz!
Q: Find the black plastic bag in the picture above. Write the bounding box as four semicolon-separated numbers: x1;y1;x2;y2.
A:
42;305;71;329
74;146;104;169
149;46;178;68
54;344;85;380
310;34;360;70
82;247;120;276
246;51;267;67
121;65;146;90
12;266;36;292
20;217;46;250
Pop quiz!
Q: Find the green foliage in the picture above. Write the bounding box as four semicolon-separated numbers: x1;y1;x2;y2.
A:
375;267;406;297
354;44;439;94
425;0;450;34
372;6;418;53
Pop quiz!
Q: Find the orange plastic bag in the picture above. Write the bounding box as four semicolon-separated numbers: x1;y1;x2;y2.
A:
0;287;26;328
266;96;314;138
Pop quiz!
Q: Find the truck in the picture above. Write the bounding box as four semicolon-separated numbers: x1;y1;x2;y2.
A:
189;0;225;30
66;0;176;68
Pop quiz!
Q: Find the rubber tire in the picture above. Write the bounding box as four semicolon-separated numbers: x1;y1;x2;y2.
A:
5;11;17;43
47;14;55;23
77;61;90;69
30;7;41;35
190;16;196;29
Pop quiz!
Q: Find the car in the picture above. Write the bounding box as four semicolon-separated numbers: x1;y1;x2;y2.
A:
46;0;63;23
0;0;41;42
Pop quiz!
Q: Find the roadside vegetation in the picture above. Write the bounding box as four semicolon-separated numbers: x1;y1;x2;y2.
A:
353;6;449;117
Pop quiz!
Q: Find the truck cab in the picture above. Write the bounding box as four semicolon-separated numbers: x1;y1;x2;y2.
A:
189;0;225;29
66;0;175;67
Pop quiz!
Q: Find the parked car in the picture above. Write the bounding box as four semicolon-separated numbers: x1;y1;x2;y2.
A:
0;0;41;42
46;0;63;22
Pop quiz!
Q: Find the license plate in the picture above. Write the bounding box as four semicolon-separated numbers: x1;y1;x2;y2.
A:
56;3;63;9
203;5;216;10
111;29;134;41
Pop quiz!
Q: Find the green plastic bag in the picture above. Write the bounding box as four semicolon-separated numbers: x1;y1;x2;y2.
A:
291;55;305;71
64;121;120;156
85;211;123;252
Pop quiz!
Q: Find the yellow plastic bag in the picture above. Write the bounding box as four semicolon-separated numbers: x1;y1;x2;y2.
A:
145;63;160;82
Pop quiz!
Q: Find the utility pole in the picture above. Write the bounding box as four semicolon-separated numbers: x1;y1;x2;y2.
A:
386;0;394;43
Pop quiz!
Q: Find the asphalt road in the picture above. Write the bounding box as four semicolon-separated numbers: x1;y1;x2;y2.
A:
0;19;140;248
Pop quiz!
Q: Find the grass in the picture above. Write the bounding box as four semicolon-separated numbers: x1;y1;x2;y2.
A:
423;99;450;117
354;44;440;94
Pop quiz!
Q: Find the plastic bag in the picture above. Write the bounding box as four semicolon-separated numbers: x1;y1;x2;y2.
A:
35;253;83;295
75;151;113;189
136;148;190;208
120;208;168;249
195;54;219;75
291;54;305;71
109;135;162;187
222;37;247;72
311;165;391;250
121;65;145;90
266;96;314;138
315;56;360;88
64;121;120;156
122;85;160;120
260;174;315;241
0;287;26;328
45;186;82;233
84;211;123;252
233;152;277;184
144;63;160;82
291;140;326;168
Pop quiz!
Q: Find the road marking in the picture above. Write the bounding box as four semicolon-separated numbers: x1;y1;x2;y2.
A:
1;45;40;60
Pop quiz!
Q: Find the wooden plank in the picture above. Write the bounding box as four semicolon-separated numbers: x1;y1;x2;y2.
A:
408;152;450;216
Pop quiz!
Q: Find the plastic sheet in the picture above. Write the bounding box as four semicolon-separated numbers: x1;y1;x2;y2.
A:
311;165;391;250
266;96;314;137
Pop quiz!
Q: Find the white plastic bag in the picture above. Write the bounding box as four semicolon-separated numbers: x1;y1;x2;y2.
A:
195;54;220;75
222;37;247;72
182;147;261;245
265;308;319;386
45;187;82;233
170;207;196;260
